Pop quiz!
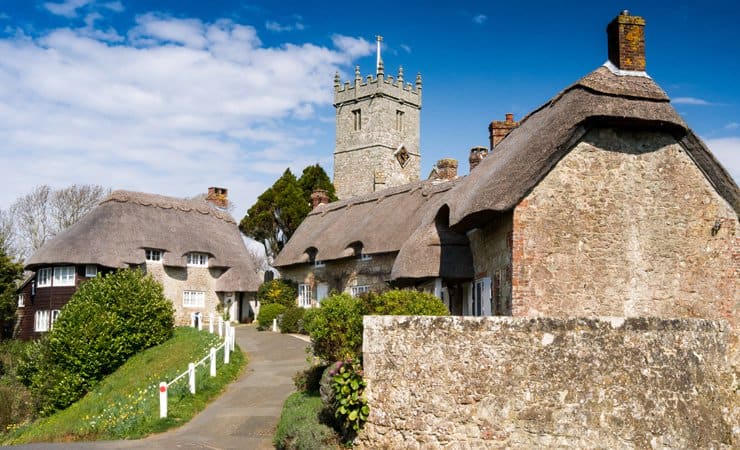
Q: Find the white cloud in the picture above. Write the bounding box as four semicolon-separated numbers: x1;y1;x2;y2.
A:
473;14;487;24
725;122;739;130
672;97;713;106
704;137;740;184
265;20;305;32
0;16;372;218
400;44;411;53
44;0;122;18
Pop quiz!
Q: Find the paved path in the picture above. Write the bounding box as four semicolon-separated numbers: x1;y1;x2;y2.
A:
13;325;310;450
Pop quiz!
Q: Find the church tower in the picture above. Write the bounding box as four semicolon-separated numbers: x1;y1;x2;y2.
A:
333;36;422;199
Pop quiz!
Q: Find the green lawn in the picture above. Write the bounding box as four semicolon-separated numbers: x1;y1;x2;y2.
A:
4;326;245;444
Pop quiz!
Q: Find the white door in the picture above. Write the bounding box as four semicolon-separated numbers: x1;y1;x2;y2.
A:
225;292;236;322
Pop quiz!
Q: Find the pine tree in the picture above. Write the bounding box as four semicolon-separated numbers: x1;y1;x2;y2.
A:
298;164;337;204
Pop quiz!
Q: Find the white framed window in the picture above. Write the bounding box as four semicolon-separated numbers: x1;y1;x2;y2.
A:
469;278;492;317
37;268;52;287
314;260;325;268
85;265;97;277
183;290;205;308
350;285;370;297
298;283;313;308
17;294;24;308
359;253;372;261
316;283;329;305
50;309;61;329
34;310;50;332
145;249;162;262
187;252;208;267
53;266;75;287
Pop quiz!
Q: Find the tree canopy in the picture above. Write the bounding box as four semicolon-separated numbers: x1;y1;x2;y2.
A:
240;165;335;257
0;249;23;338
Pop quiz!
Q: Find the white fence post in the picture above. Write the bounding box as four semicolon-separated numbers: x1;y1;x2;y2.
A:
209;313;214;334
210;347;216;377
198;313;203;331
231;324;236;351
272;318;278;332
224;338;230;364
188;363;196;394
159;382;168;418
218;317;223;338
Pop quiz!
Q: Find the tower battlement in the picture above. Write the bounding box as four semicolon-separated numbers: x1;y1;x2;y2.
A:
333;66;422;108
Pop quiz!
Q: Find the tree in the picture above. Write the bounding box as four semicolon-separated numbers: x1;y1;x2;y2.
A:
240;169;311;256
240;164;335;258
0;209;16;258
298;164;337;204
8;184;109;260
0;250;23;339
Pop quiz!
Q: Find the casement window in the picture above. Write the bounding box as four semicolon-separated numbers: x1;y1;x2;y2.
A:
359;253;372;262
183;290;205;308
37;268;52;287
469;278;492;317
316;283;329;305
85;265;98;278
298;284;313;308
145;249;162;262
53;266;75;287
350;285;370;297
51;309;60;329
187;252;208;267
34;310;50;332
17;294;24;308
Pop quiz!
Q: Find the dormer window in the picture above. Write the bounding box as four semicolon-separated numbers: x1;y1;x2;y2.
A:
145;249;162;262
85;265;98;278
359;253;372;262
187;252;209;267
314;260;326;268
37;268;52;287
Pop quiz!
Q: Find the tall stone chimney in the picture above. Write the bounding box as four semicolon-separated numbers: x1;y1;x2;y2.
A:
607;10;646;71
311;189;330;209
206;187;228;209
430;158;458;181
489;113;519;149
469;146;488;171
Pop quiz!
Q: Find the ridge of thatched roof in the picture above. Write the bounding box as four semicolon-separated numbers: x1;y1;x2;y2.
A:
25;190;261;292
448;65;740;229
274;178;463;267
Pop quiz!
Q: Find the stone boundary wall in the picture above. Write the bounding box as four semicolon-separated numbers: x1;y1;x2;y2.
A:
360;316;734;449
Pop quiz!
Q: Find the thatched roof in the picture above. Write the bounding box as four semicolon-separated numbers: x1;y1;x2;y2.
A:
25;190;261;292
274;179;470;270
448;65;740;229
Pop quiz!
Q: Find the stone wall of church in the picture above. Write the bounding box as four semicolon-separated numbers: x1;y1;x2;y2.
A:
359;316;734;448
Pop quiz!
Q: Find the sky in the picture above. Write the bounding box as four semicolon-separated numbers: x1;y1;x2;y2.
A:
0;0;738;219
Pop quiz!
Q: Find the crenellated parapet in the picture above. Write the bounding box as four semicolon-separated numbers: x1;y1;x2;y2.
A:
334;66;422;108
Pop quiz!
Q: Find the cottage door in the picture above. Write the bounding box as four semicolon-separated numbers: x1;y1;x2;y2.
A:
316;283;329;305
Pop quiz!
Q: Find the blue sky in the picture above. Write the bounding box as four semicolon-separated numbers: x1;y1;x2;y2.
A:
0;0;738;217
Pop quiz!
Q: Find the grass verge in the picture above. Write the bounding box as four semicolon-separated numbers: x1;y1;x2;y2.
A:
3;326;245;444
274;391;338;450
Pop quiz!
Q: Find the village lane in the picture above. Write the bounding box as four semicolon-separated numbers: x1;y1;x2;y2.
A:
12;325;310;450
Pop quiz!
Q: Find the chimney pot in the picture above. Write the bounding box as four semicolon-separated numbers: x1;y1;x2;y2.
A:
311;189;330;209
433;158;458;181
206;187;228;209
469;146;488;171
607;11;646;71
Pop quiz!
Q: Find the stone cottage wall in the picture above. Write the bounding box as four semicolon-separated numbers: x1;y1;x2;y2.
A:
511;128;738;351
359;316;734;449
145;262;223;326
467;212;513;315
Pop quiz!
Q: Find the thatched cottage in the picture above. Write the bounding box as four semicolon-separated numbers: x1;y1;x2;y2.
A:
16;188;262;339
275;11;738;349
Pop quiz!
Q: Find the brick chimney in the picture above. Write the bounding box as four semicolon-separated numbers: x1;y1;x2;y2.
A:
469;146;488;171
489;113;519;149
607;10;646;71
206;187;228;209
311;189;330;209
431;158;458;181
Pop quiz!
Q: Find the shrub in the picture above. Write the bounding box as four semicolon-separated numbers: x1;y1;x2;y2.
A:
303;294;365;362
257;279;298;308
21;269;174;414
257;303;286;330
274;392;337;450
331;359;368;439
367;289;450;316
279;307;306;334
300;307;320;334
292;364;326;393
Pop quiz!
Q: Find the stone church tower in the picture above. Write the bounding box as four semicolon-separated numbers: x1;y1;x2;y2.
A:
333;36;422;199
